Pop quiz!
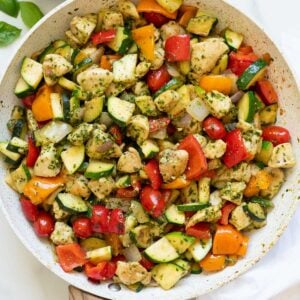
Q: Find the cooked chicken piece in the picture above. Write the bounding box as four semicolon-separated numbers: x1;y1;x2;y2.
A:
52;200;69;220
65;174;91;198
118;0;139;20
67;123;94;146
229;205;251;231
260;167;285;199
117;147;143;173
154;90;180;113
160;21;185;41
219;182;246;205
50;222;75;245
43;54;73;85
88;177;115;200
116;262;151;285
127;115;149;145
77;68;113;95
186;206;221;228
191;38;228;77
159;149;189;182
135;61;151;78
203;139;227;159
101;11;124;30
268;143;296;168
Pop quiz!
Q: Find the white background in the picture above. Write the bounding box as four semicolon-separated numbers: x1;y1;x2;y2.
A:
0;1;300;299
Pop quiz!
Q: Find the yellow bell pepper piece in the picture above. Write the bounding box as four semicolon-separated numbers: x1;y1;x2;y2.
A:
32;85;53;122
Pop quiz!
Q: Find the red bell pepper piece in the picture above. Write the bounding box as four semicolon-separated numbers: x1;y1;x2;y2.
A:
91;205;109;233
149;117;171;132
20;196;39;222
26;136;40;167
143;12;169;27
91;29;116;45
139;255;155;270
56;243;86;272
109;125;123;145
228;51;258;76
223;129;248;168
144;159;163;190
85;261;117;281
255;80;278;105
178;134;207;180
21;94;36;108
219;202;236;225
116;187;138;198
108;209;125;234
165;34;191;62
186;223;211;239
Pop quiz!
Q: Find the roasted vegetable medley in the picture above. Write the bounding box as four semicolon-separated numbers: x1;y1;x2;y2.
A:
2;0;296;291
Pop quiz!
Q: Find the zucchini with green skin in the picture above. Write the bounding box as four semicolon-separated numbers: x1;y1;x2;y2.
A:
130;225;152;248
6;137;28;154
165;232;195;254
107;96;135;127
153;78;183;98
14;77;33;98
243;202;266;222
130;200;150;224
177;203;209;212
83;97;104;123
140;139;159;159
11;119;27;139
144;237;179;263
238;91;261;123
84;160;114;179
21;57;43;89
108;27;134;54
187;238;212;262
237;59;267;90
56;192;88;213
187;12;218;37
165;204;185;225
249;197;274;208
72;57;93;81
116;175;131;188
255;140;274;164
50;93;64;120
224;28;243;50
0;142;22;164
61;145;85;174
151;263;186;290
86;246;112;264
259;104;278;125
38;44;55;63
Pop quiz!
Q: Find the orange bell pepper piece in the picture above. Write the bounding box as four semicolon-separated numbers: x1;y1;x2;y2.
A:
199;75;233;95
200;253;226;272
236;235;249;256
178;6;197;27
32;85;53;122
104;233;123;256
161;178;191;189
23;175;65;205
100;54;121;71
56;243;86;272
132;25;155;61
212;224;244;255
244;170;272;198
137;0;177;19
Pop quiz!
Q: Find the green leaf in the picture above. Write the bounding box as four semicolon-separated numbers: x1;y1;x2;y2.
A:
0;21;21;47
19;1;44;28
0;0;19;17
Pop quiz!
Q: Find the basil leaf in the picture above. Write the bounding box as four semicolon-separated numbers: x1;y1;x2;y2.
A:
0;0;19;17
0;21;21;47
19;1;44;28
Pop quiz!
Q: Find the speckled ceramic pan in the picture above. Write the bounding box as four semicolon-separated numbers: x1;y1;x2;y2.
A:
0;0;299;299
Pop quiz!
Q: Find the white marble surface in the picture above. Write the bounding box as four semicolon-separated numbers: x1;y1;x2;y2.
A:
0;1;300;299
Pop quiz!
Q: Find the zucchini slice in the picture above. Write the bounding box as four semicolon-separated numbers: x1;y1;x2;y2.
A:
107;96;135;127
259;103;278;125
0;142;21;163
86;246;112;264
224;28;244;50
116;175;131;188
237;59;268;90
130;200;150;224
21;57;43;89
238;91;259;123
61;145;85;174
187;12;218;37
50;93;64;120
84;160;114;179
151;263;185;290
144;237;179;263
6;137;28;154
14;77;33;98
255;140;274;165
165;232;195;254
56;193;88;213
187;238;212;262
165;204;186;225
191;262;202;274
73;57;93;82
177;203;209;212
249;197;274;209
80;237;107;252
153;78;183;98
130;225;152;248
107;27;133;54
83;96;104;123
243;202;266;222
140;139;159;159
38;44;55;63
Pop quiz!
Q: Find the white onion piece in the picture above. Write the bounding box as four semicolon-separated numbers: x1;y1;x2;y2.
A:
123;244;142;262
149;127;167;140
99;112;113;127
186;98;210;122
173;113;192;129
230;91;244;103
166;62;181;78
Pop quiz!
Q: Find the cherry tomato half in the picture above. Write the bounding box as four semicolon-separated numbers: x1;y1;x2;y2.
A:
33;211;55;237
140;186;166;217
262;126;291;146
20;196;38;222
143;12;169;28
73;217;93;239
91;205;109;233
203;116;227;140
146;65;170;93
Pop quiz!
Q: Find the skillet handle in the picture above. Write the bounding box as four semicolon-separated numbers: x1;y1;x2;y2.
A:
69;286;109;300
